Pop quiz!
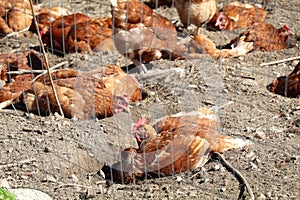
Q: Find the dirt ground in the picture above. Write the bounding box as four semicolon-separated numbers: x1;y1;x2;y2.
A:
0;0;299;199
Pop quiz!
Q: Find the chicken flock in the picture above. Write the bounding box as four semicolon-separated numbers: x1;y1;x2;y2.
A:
0;0;299;191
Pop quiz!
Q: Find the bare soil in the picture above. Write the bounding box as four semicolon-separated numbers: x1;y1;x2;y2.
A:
0;0;299;199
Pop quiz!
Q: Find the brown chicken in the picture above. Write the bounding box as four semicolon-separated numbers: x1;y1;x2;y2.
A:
221;22;294;56
0;17;12;34
0;50;46;83
41;13;92;54
0;8;33;35
207;1;267;31
28;6;72;35
66;17;115;53
0;80;32;109
24;72;130;119
7;8;33;31
80;64;142;102
0;0;32;17
174;0;217;28
0;50;46;108
110;0;181;73
188;34;253;59
0;0;39;35
110;108;247;183
0;65;141;119
267;62;300;98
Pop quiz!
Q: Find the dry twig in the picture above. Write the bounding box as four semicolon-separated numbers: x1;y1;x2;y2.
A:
135;68;184;80
5;60;68;76
0;158;36;169
212;152;254;200
0;27;29;41
29;0;64;117
260;56;300;66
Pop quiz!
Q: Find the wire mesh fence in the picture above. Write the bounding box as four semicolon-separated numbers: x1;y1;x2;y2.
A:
0;0;299;199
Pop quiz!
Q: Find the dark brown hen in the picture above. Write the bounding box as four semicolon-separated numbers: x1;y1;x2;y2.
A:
110;108;247;183
110;0;181;73
0;65;141;119
28;6;72;35
267;62;300;98
207;1;267;31
66;17;115;53
41;13;92;54
224;22;294;54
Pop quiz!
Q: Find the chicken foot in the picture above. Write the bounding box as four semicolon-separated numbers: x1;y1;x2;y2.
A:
212;152;254;200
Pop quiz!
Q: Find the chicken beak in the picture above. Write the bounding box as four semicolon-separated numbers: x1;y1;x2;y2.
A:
122;106;130;113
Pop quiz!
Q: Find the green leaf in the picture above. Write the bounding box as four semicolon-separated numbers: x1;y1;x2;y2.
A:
0;187;16;200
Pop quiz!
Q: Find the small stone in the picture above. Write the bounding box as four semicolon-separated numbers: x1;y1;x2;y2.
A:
246;151;255;158
187;84;198;89
42;175;57;183
242;79;257;86
7;148;13;153
0;179;10;188
88;151;95;157
144;192;152;198
8;188;53;200
54;112;64;120
86;188;96;198
20;175;29;180
270;126;284;133
288;133;295;138
213;164;220;171
254;130;266;140
44;146;52;153
161;186;168;191
176;176;183;182
266;192;272;198
257;193;266;200
250;162;258;170
220;187;226;192
245;126;254;133
13;43;21;49
98;185;104;194
70;174;79;183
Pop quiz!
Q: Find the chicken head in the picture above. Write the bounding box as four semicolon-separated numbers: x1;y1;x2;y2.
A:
215;12;229;30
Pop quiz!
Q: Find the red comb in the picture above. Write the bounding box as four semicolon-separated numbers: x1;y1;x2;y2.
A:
40;29;47;36
283;24;290;30
133;118;147;130
283;24;294;35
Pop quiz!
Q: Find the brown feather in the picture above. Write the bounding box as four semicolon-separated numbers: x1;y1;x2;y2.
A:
112;108;247;183
267;62;300;98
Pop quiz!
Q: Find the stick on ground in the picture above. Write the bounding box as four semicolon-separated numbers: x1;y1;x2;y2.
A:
29;0;64;117
0;158;36;169
212;152;254;200
260;56;300;66
6;60;69;76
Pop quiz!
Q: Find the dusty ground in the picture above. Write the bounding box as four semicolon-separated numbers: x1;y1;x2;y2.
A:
0;0;299;199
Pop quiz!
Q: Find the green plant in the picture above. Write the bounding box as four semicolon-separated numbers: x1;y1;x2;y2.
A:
0;187;16;200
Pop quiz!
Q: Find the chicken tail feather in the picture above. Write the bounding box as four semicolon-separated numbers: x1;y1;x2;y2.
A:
215;135;248;153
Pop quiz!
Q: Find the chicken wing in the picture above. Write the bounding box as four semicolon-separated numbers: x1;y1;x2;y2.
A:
267;62;300;98
111;108;247;183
